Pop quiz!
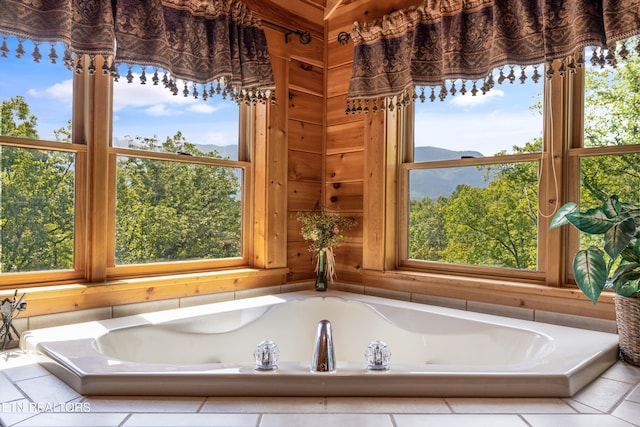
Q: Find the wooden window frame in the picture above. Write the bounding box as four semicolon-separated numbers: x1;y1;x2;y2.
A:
393;61;640;288
0;56;263;290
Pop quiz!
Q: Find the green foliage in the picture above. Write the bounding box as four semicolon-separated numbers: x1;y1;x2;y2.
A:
0;96;38;138
551;196;640;303
1;94;244;271
115;133;243;264
409;155;539;270
408;49;640;274
1;146;76;272
409;197;447;260
0;97;75;272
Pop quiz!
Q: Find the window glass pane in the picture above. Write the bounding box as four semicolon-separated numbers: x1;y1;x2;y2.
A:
0;40;73;142
413;69;543;160
408;161;539;270
115;155;243;264
112;65;239;160
584;44;640;148
1;146;76;272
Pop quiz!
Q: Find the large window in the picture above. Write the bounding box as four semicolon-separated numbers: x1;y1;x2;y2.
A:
0;47;249;287
0;40;82;284
402;53;640;284
402;69;544;277
110;65;247;274
575;46;640;256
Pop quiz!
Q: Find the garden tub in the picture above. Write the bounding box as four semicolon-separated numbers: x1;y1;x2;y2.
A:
21;290;619;397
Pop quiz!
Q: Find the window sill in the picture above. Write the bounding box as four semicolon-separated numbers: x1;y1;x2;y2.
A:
360;269;616;321
0;267;288;318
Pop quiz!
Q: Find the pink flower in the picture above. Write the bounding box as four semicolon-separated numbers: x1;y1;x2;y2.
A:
332;227;340;234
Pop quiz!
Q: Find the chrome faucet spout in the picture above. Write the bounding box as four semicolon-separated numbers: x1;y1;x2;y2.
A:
311;319;335;372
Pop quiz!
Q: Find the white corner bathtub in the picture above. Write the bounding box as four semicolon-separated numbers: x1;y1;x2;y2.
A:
21;290;619;397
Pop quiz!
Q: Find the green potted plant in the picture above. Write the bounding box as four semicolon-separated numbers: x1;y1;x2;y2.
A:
550;195;640;365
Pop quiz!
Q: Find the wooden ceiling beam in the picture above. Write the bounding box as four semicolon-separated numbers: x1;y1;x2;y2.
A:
324;0;345;20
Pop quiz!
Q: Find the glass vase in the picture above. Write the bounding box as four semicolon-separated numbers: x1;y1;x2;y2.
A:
315;249;328;291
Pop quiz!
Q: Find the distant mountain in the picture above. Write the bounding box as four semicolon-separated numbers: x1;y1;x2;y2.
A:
112;138;239;160
414;146;484;162
194;144;238;160
112;140;486;200
410;146;487;200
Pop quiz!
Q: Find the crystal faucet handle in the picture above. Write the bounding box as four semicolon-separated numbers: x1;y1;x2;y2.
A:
254;340;279;371
365;340;391;370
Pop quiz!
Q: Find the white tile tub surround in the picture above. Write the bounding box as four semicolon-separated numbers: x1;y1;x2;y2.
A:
20;290;620;397
1;351;640;427
9;282;617;338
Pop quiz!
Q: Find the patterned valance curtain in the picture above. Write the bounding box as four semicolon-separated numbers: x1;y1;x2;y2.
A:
347;0;640;114
0;0;275;104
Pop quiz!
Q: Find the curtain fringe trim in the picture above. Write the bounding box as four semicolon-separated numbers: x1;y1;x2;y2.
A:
0;36;275;105
345;41;639;114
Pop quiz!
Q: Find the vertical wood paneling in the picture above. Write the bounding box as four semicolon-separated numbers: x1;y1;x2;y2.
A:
87;58;113;282
267;58;289;269
362;113;387;271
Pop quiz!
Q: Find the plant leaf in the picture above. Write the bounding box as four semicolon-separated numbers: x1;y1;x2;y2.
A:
616;281;640;297
566;208;614;234
549;202;578;229
611;263;640;292
573;248;607;304
604;216;636;259
612;266;640;296
621;240;640;263
602;195;621;219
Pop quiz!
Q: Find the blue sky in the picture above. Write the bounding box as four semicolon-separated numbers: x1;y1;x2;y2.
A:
0;39;239;146
414;71;544;157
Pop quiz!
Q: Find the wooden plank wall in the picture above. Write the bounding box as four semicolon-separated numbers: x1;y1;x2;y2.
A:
321;0;423;284
252;10;326;283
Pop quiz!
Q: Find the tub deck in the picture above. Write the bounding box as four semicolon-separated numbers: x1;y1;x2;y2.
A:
21;290;620;397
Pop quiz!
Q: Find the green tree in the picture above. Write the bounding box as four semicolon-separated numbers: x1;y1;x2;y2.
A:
440;157;539;269
408;196;447;260
409;48;640;270
1;95;243;272
115;132;242;264
0;97;75;272
581;50;640;207
0;96;38;138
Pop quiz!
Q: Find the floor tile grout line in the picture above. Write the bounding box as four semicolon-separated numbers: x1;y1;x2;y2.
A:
389;413;399;427
194;397;207;413
617;378;640;410
611;412;640;427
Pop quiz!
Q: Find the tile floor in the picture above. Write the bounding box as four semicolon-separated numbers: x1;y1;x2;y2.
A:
0;349;638;427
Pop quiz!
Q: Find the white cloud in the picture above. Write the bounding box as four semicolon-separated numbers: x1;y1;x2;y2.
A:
144;104;179;116
27;79;73;102
187;103;219;114
113;76;198;112
112;74;230;117
449;89;504;108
